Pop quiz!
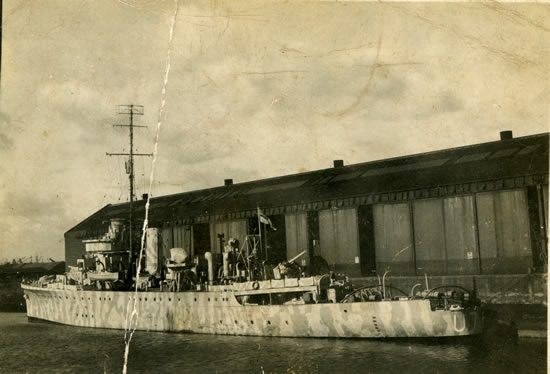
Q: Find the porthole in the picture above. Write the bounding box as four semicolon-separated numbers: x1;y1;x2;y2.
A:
267;321;271;325
220;320;223;324
154;298;156;302
178;298;181;302
145;298;147;301
250;320;254;324
285;321;289;325
208;298;211;302
194;298;197;302
344;309;347;313
234;320;238;324
168;298;171;302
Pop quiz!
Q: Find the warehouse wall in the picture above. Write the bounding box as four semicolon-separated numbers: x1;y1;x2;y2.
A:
64;185;547;279
209;219;248;254
368;187;537;276
159;224;193;263
318;208;361;276
373;202;414;275
64;230;87;271
477;189;531;273
285;213;309;265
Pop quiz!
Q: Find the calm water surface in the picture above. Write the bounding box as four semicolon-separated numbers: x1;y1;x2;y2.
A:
0;313;546;374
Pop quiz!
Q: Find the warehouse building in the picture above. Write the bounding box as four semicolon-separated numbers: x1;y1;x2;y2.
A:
65;131;548;303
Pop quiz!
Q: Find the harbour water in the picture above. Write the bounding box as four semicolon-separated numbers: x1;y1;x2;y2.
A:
0;313;546;374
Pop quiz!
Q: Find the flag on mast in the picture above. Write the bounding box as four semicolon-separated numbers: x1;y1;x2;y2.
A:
257;207;277;231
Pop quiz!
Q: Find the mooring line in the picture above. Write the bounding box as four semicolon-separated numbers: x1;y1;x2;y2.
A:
122;1;180;373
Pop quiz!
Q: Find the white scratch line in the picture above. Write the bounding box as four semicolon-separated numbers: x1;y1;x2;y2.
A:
391;244;412;262
116;0;137;8
122;0;180;373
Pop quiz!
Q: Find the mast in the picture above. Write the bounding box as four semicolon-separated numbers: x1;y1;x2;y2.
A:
257;207;263;260
107;105;152;255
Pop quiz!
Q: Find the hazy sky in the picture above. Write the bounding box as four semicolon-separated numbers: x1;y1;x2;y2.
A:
1;0;548;262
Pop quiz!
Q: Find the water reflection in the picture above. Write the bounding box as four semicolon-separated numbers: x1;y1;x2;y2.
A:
0;313;545;374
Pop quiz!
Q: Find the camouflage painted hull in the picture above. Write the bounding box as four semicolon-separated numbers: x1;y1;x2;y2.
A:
22;285;483;338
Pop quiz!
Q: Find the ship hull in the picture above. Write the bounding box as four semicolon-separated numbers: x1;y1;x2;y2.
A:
22;285;482;338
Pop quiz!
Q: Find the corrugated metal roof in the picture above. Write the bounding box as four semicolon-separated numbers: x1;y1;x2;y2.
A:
244;180;307;195
360;158;450;177
488;148;519;159
67;132;549;233
455;152;491;163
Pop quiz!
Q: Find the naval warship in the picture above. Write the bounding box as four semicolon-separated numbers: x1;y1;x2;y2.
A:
22;214;483;338
22;105;483;338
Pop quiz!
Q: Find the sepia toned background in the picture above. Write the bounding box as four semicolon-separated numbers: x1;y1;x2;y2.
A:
1;0;548;262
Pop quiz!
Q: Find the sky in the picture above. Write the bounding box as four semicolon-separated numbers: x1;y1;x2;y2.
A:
1;0;548;263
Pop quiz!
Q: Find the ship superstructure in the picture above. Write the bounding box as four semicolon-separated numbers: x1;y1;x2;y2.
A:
23;216;483;338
